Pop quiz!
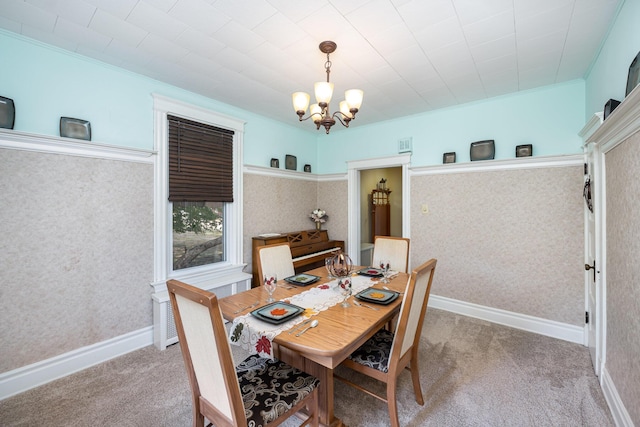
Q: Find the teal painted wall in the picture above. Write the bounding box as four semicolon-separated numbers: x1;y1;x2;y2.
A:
318;81;585;174
0;30;317;170
585;0;640;120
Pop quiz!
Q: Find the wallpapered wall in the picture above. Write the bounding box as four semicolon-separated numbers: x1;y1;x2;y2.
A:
604;131;640;425
242;172;348;277
0;149;153;373
410;165;584;325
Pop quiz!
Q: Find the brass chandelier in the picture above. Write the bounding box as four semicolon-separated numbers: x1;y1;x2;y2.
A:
292;41;364;134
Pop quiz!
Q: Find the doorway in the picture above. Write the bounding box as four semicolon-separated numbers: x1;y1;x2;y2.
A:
360;167;403;266
346;154;411;266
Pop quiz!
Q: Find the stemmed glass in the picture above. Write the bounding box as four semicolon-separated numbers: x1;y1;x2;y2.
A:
325;257;334;279
338;277;352;307
379;259;390;284
264;274;277;303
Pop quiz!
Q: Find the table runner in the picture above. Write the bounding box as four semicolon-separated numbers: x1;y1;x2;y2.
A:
228;274;384;359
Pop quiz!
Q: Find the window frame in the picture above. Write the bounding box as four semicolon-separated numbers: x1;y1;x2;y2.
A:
152;94;245;283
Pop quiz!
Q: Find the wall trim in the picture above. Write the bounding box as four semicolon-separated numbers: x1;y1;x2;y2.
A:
601;366;634;427
0;326;153;401
243;164;345;182
411;154;583;176
429;295;584;344
0;129;155;163
587;83;640;153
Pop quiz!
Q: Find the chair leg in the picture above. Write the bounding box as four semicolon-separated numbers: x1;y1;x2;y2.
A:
410;357;424;405
386;378;400;427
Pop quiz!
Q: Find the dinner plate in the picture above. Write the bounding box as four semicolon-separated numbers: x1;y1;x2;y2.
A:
284;273;320;286
355;288;399;305
357;268;384;277
251;302;304;324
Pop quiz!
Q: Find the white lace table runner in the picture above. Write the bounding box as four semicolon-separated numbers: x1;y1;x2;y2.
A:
228;275;381;359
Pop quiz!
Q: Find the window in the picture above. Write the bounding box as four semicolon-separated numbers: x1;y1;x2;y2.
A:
153;95;244;281
168;115;233;270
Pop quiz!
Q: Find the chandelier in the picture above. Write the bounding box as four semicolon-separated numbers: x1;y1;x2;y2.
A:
292;41;364;134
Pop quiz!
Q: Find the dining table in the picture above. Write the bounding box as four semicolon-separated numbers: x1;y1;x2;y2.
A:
219;266;409;427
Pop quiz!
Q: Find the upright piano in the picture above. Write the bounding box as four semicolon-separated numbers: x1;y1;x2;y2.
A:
251;229;344;287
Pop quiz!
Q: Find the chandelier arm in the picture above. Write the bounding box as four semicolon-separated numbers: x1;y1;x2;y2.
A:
331;111;351;128
296;112;324;123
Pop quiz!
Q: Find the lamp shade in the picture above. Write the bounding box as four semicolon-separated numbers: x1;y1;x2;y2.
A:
310;104;322;123
314;82;334;104
345;89;363;109
339;101;353;119
292;92;310;113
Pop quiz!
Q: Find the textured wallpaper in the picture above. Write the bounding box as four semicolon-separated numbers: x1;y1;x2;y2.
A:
604;131;640;425
0;149;153;373
411;165;584;325
242;173;348;275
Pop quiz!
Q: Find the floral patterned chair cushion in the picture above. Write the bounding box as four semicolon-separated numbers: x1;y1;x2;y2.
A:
236;354;320;427
347;329;394;373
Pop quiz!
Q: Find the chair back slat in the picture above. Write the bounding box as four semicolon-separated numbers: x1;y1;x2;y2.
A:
257;243;295;282
371;236;410;273
390;259;436;360
168;280;246;427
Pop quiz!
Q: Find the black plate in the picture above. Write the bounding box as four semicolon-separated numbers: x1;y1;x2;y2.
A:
284;273;320;286
357;268;384;277
250;302;304;324
355;288;399;305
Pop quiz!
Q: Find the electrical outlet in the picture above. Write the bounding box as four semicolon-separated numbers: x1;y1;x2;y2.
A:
421;204;429;215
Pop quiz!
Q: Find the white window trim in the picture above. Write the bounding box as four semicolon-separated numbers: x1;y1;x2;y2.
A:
152;94;246;284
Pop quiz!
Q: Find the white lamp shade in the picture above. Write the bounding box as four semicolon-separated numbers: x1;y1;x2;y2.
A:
339;101;353;119
314;82;334;104
345;89;363;109
310;104;322;123
292;92;310;113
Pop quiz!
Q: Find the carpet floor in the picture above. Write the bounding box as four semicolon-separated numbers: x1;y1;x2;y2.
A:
0;309;613;426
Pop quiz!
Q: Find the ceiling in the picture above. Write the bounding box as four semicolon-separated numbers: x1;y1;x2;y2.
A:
0;0;621;132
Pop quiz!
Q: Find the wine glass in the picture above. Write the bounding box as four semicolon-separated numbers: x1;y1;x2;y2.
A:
325;257;334;279
338;278;352;307
264;274;277;303
379;259;390;284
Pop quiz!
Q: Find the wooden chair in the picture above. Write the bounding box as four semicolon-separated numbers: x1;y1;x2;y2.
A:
167;279;319;427
372;236;410;273
334;258;437;427
256;243;295;285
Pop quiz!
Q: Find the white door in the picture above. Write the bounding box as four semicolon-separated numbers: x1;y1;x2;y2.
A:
584;142;602;376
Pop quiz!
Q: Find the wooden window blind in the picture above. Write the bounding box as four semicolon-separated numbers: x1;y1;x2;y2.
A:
168;115;234;202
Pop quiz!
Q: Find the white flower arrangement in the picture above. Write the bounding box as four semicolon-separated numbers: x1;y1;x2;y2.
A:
309;208;328;224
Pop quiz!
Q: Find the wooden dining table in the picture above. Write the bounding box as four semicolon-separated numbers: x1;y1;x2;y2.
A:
219;266;409;427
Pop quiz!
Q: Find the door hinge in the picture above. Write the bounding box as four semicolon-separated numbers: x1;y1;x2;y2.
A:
586;311;589;324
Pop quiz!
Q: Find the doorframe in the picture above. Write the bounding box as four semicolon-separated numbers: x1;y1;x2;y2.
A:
583;141;605;376
347;154;411;265
579;113;606;377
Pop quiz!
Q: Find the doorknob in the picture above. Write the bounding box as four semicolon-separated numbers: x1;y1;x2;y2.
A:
585;261;597;282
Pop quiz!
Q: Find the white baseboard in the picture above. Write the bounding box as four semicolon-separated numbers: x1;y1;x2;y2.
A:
429;295;584;344
0;326;153;401
601;366;634;427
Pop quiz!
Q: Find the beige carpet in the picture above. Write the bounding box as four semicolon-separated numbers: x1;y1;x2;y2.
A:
0;309;613;426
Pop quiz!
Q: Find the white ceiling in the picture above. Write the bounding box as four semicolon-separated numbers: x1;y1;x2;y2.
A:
0;0;621;132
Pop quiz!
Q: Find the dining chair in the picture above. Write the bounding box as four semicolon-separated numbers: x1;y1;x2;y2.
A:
256;243;295;284
167;279;319;427
371;236;410;273
333;258;437;427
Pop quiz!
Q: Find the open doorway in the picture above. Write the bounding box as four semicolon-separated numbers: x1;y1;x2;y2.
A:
346;154;411;267
359;167;403;266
